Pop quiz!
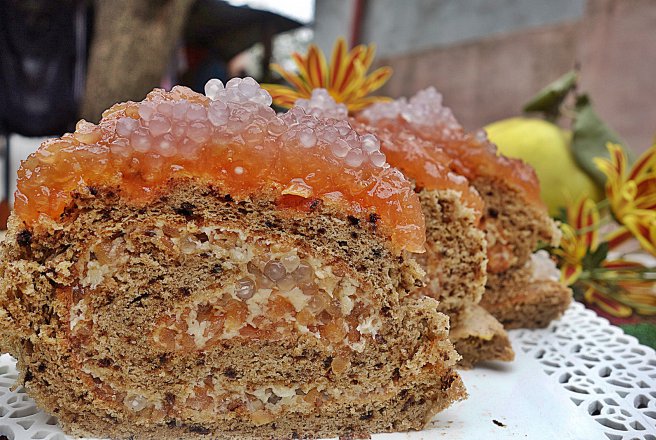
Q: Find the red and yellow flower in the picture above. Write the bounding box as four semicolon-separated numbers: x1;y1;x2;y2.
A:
262;37;392;112
553;196;600;285
553;196;656;317
594;142;656;255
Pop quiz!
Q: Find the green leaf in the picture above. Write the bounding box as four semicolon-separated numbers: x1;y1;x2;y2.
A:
571;95;633;187
620;323;656;349
582;241;609;270
523;70;578;121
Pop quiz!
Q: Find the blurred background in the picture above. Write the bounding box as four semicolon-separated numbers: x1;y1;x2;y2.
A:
0;0;655;224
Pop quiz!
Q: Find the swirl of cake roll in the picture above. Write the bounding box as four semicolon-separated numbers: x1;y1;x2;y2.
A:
297;90;513;368
358;88;572;330
0;78;465;439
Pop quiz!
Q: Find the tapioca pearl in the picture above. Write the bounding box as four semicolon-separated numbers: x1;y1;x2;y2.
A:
292;262;314;283
204;78;224;100
264;260;286;281
329;139;350;158
171;101;190;120
187;122;211;143
138;102;156;121
116;117;138;137
130;128;151;152
369;150;387;168
157;101;173;116
148;114;172;137
298;128;317;148
344;148;365;167
360;134;380;153
186;103;207;121
235;278;256;300
281;255;300;272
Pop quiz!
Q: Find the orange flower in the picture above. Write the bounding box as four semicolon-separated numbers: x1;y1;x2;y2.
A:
583;260;656;317
594;142;656;255
553;196;600;285
262;37;392;112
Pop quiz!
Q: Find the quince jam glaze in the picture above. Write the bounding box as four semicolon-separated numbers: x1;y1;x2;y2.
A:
296;89;484;219
15;78;425;253
358;87;546;210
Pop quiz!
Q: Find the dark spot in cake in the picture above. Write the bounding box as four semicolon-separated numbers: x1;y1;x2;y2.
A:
347;215;360;227
264;219;278;228
159;354;170;365
292;431;300;439
372;248;383;258
309;199;321;211
98;358;112;368
323;356;333;369
24;368;33;382
381;306;391;317
37;363;46;372
144;229;157;237
401;396;415;412
271;423;277;430
359;410;373;420
17;230;32;247
369;213;380;228
187;425;211;434
268;394;282;405
350;231;358;239
166;419;178;428
493;419;506;427
165;393;176;405
399;389;408;398
237;207;248;215
179;287;191;296
337;240;347;248
487;207;499;218
222;194;234;203
440;372;456;391
211;264;223;274
195;232;209;243
374;363;383;370
357;264;366;272
317;227;326;235
224;367;237;379
375;334;386;344
129;292;150;305
392;368;401;381
87;186;98;196
174;202;196;217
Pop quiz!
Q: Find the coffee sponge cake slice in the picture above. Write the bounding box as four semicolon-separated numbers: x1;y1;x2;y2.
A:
0;78;464;439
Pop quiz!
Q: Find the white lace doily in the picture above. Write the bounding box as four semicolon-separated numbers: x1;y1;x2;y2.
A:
511;301;656;440
0;301;653;439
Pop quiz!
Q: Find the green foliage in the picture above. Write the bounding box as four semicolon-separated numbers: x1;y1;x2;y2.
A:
571;95;632;187
523;70;578;121
523;71;635;189
582;241;609;271
620;323;656;349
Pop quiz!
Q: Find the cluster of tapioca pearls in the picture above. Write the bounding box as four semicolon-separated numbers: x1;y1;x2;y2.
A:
360;87;462;140
112;77;387;169
295;89;348;121
234;255;316;300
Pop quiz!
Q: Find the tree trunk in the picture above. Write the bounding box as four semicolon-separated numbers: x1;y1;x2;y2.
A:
81;0;194;122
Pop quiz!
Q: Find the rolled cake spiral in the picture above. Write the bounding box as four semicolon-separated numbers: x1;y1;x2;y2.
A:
0;78;465;439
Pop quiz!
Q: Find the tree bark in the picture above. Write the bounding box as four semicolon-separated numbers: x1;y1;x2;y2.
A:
81;0;194;122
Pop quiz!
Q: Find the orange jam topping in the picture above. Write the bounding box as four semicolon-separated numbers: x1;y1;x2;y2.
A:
358;87;545;209
297;89;484;217
14;78;424;252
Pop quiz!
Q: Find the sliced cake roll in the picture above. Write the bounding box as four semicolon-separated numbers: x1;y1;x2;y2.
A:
358;88;572;330
0;79;465;439
297;90;511;367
